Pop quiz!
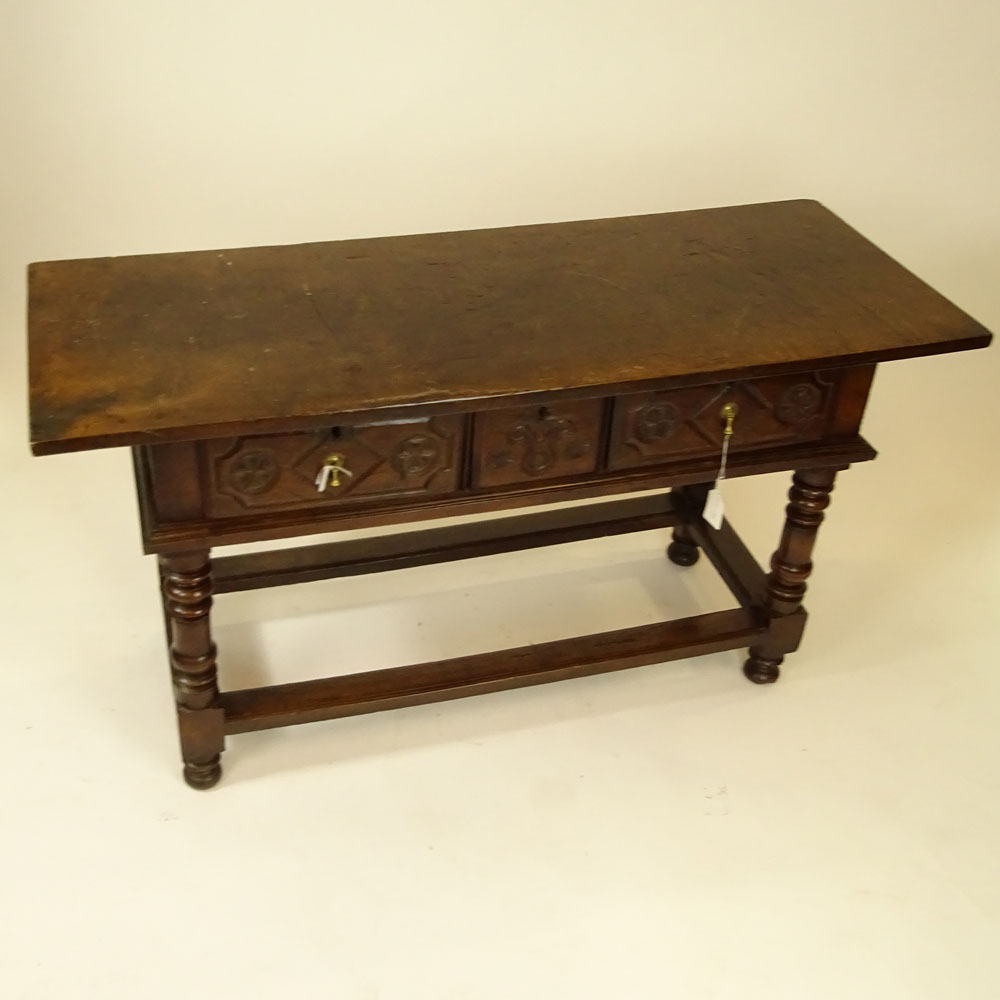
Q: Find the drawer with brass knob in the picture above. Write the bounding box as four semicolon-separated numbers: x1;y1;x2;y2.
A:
201;416;464;517
606;369;869;472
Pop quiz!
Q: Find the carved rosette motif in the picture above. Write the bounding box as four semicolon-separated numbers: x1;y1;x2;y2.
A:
227;449;280;495
634;401;680;443
391;434;441;479
775;383;823;425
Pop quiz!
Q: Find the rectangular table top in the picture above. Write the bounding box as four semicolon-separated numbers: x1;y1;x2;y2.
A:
28;199;991;455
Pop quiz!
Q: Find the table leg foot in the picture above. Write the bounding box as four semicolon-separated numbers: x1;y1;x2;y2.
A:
668;484;711;567
667;537;699;566
183;756;223;790
743;653;782;684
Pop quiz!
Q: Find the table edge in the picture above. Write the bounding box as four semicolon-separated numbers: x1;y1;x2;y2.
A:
29;332;990;457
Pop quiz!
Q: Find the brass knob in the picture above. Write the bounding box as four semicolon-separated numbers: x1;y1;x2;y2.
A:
720;402;738;437
314;453;355;492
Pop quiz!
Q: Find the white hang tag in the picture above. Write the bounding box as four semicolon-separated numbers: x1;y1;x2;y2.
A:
703;486;725;530
314;465;332;493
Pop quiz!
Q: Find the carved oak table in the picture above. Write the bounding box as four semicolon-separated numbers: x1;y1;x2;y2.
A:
28;200;992;788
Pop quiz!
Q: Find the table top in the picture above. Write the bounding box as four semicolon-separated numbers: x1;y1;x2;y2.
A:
28;199;991;455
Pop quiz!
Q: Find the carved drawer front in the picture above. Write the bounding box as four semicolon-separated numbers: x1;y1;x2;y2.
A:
204;416;463;517
473;399;604;488
608;372;838;471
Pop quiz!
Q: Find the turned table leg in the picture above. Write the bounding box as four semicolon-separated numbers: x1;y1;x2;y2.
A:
160;550;225;788
667;483;712;566
744;468;837;684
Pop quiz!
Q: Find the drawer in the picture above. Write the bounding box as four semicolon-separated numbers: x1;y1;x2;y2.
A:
608;372;838;471
203;415;463;516
472;399;604;488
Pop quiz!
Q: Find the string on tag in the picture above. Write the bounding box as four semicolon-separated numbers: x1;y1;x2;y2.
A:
703;401;737;530
718;421;732;483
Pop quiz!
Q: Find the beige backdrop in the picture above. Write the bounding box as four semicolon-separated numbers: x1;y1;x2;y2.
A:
2;3;998;998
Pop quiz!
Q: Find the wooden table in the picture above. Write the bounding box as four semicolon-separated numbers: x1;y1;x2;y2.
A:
28;200;992;788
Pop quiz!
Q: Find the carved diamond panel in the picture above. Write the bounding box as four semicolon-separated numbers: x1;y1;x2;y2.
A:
609;372;837;471
205;415;463;515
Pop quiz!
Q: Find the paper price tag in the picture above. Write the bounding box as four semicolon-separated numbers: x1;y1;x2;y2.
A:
314;465;333;492
703;487;725;530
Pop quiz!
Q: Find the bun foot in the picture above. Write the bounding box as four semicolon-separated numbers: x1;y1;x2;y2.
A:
667;539;700;567
743;654;782;684
183;756;222;789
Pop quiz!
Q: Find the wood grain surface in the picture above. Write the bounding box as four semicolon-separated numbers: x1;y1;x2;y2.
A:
28;199;991;455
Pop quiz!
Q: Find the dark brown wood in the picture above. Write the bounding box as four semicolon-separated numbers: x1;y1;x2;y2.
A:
28;200;991;456
146;441;202;521
826;364;876;437
220;608;768;734
134;365;873;553
744;469;837;683
159;551;224;788
137;434;878;553
472;399;603;488
28;202;994;787
667;483;712;567
203;415;463;517
213;493;679;593
609;371;840;471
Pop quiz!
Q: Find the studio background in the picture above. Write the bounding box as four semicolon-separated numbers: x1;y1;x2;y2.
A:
2;3;998;998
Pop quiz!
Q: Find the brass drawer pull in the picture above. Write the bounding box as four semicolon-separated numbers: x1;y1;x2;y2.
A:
314;453;354;492
721;401;738;437
717;402;738;482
